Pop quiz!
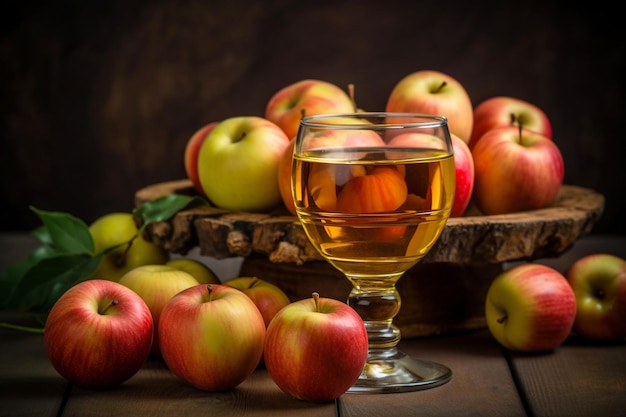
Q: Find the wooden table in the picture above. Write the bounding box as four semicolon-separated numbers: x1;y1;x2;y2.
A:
1;233;625;417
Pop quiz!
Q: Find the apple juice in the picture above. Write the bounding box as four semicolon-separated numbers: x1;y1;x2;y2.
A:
293;147;455;281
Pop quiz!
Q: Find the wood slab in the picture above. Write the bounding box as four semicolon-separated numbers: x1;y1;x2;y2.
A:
135;180;605;265
134;180;604;337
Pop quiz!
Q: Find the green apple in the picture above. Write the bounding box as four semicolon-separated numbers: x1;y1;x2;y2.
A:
89;212;170;281
565;254;626;340
166;258;220;284
485;263;576;352
118;265;200;356
197;116;290;212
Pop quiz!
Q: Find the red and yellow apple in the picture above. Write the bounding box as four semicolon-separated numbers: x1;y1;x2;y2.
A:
89;212;170;281
265;79;356;140
277;138;297;216
449;134;474;217
44;280;153;389
565;254;626;340
158;284;266;392
469;96;552;150
387;132;472;217
197;116;290;212
118;265;201;356
184;121;219;197
471;126;564;215
223;276;291;328
385;70;474;143
264;292;368;402
485;264;577;352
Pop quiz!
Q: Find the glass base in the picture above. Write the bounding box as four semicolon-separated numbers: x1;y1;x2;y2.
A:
347;350;452;394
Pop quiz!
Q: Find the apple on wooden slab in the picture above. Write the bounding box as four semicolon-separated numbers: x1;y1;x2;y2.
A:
264;292;368;402
387;131;473;217
184;121;219;197
197;116;290;212
386;69;474;143
485;263;577;352
565;253;626;340
265;79;356;140
44;280;154;389
469;96;552;150
471;125;564;215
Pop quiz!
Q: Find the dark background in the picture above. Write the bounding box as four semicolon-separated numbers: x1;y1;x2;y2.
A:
1;0;624;235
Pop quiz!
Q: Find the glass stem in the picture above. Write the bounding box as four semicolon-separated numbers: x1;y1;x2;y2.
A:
346;275;403;355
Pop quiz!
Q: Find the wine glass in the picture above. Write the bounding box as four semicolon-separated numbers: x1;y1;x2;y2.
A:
291;112;456;393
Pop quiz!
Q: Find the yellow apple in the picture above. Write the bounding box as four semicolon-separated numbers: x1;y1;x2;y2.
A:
89;212;170;281
166;258;220;284
118;265;200;356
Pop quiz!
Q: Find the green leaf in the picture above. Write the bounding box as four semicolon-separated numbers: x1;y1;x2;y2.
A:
133;194;209;225
30;207;94;255
0;245;62;307
12;253;103;316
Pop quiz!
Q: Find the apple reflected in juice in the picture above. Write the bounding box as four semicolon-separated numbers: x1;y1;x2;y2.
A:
293;147;455;277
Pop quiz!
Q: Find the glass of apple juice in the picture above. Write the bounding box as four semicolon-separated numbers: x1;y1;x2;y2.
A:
291;112;456;393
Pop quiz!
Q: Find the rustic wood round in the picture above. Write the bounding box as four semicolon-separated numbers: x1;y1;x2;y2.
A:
135;180;605;338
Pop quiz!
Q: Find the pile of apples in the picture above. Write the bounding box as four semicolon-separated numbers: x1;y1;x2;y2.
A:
184;70;563;218
43;211;367;402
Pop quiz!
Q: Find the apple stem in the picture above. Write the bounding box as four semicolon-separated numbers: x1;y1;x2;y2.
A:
248;277;259;289
312;292;320;312
433;81;447;94
207;284;214;301
116;234;138;269
347;83;357;112
497;315;507;324
510;113;523;141
236;132;247;142
100;299;119;315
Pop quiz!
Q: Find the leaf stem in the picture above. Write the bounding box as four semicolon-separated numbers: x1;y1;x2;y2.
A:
0;322;45;334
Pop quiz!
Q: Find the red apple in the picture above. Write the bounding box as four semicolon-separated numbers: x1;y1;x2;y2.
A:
472;126;564;215
197;116;290;212
184;121;218;197
158;284;266;391
264;292;368;402
485;264;577;352
277;138;297;216
118;265;201;356
387;132;473;217
469;96;552;150
223;276;291;328
265;79;356;140
386;70;474;143
565;254;626;340
450;134;474;217
44;280;153;389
